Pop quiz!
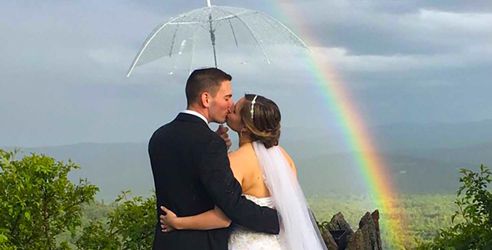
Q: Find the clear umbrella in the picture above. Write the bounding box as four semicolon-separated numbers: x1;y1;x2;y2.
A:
127;1;310;77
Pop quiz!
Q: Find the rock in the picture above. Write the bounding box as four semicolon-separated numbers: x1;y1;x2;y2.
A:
345;210;383;250
371;210;382;250
315;210;383;250
327;212;353;250
329;212;355;235
310;209;339;250
345;230;364;250
321;228;339;250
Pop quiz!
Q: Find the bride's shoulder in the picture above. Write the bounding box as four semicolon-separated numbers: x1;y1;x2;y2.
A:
227;149;241;160
228;146;251;159
228;146;256;163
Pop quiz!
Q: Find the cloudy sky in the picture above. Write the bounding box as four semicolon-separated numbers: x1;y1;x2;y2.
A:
1;0;492;147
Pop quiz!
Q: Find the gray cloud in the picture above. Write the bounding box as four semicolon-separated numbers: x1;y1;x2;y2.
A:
1;0;491;147
288;1;492;56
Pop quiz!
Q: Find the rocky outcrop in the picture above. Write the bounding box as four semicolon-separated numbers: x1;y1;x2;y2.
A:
329;212;355;235
321;229;339;250
318;210;382;250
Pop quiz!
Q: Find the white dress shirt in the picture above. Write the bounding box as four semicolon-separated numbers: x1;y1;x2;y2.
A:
180;110;209;125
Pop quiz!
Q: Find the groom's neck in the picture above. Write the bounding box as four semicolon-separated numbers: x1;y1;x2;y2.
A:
186;106;210;123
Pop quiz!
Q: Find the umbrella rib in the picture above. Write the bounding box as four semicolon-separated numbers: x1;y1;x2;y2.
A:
127;16;184;77
169;21;200;25
212;10;251;22
189;22;203;74
208;12;218;67
127;8;206;77
168;24;181;57
228;20;239;47
217;9;271;64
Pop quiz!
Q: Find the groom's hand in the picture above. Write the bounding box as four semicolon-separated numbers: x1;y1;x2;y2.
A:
215;125;231;150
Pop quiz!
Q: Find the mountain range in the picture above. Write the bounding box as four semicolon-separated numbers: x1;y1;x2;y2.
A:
3;120;491;200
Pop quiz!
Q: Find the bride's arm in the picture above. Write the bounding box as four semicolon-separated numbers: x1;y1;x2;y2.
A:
160;153;246;232
160;205;231;231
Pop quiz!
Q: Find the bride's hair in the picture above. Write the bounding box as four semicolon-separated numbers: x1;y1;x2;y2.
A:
240;94;281;148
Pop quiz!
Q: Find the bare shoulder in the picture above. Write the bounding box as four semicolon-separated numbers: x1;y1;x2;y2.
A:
227;147;249;169
228;145;257;168
228;147;246;163
227;146;256;182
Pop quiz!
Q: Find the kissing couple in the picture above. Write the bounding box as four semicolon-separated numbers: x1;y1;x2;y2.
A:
149;68;327;250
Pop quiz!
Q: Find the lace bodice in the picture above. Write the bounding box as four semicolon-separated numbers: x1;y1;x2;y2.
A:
228;195;281;250
243;194;275;208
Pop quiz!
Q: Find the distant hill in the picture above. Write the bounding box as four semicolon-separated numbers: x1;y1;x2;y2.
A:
8;143;153;200
3;120;491;200
279;119;492;162
295;153;464;197
4;143;480;200
412;142;492;166
372;119;492;153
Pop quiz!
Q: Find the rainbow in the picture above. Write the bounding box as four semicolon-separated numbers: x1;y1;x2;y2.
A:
269;1;407;248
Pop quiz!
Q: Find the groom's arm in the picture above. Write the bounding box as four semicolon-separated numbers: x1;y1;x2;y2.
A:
198;137;280;234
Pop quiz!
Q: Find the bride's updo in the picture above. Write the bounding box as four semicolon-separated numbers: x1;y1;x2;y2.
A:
240;94;281;149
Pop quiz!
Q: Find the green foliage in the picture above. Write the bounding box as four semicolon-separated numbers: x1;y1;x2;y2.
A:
416;165;492;250
75;191;156;250
0;149;98;250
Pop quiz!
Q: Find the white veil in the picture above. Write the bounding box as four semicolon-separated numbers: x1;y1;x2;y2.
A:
253;141;328;250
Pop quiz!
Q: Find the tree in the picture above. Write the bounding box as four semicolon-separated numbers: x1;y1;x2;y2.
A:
76;191;156;250
417;165;492;250
0;150;98;250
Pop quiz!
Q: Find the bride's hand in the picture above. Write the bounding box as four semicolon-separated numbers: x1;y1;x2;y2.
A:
160;206;179;232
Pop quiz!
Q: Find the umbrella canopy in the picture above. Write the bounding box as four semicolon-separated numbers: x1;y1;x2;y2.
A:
127;5;310;77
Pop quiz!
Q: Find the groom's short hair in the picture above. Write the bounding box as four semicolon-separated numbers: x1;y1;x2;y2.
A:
186;68;232;106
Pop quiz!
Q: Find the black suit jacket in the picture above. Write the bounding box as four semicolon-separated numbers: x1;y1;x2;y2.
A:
149;113;280;250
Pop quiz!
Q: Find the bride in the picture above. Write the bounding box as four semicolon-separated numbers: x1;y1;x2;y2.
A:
159;94;327;250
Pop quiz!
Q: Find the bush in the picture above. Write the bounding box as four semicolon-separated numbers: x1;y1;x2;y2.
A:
0;150;98;250
416;165;492;250
76;191;156;250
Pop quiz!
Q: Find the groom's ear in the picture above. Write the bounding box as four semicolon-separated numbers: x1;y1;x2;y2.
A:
201;92;211;108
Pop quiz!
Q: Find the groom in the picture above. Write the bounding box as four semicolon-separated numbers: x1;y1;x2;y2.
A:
148;68;280;250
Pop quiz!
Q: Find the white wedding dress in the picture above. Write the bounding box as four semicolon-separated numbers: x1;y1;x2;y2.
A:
228;142;328;250
228;195;282;250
